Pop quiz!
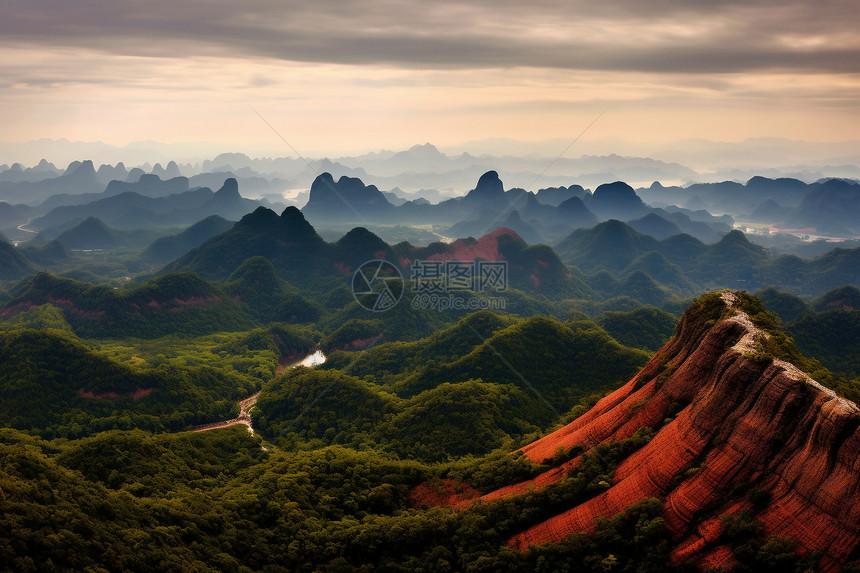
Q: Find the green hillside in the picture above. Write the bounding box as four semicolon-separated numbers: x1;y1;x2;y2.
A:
264;311;651;460
0;328;253;437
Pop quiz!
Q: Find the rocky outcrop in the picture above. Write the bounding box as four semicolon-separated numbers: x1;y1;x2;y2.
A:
302;172;396;222
464;170;505;202
583;181;648;220
429;291;860;570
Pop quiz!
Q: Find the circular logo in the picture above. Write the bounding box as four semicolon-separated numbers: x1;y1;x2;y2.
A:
351;259;404;312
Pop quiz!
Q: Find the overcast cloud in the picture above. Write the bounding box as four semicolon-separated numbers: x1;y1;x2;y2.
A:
3;0;859;73
1;0;858;156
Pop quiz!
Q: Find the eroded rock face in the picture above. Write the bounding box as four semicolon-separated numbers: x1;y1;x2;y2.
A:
426;292;860;570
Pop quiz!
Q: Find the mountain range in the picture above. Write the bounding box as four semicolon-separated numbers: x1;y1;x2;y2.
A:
299;169;860;248
28;177;260;233
412;291;860;570
2;150;858;256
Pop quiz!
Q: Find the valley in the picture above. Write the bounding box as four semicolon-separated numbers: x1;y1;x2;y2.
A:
192;350;327;435
1;154;860;572
5;0;860;568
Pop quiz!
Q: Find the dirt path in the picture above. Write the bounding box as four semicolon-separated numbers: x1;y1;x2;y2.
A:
189;350;326;435
191;391;261;434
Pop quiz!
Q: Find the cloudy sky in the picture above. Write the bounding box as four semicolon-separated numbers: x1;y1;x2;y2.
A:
2;0;859;158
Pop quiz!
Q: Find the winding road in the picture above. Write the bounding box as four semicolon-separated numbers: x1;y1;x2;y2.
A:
190;350;326;435
191;391;262;434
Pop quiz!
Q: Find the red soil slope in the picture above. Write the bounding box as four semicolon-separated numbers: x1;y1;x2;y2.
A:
423;291;860;570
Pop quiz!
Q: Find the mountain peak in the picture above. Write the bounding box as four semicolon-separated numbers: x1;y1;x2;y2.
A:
409;142;442;155
303;173;394;222
585;181;648;219
237;206;280;229
280;205;308;223
412;290;860;569
279;206;324;244
64;159;97;179
56;216;117;250
214;178;240;199
337;226;382;242
465;170;505;201
718;228;754;246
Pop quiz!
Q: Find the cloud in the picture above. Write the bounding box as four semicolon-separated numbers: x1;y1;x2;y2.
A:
3;0;859;74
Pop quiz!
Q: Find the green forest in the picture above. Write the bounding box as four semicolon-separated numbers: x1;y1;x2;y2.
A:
2;250;860;571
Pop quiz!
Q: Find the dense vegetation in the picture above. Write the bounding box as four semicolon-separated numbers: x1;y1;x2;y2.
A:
0;327;252;438
0;304;319;438
261;311;650;462
754;286;860;378
1;425;683;572
596;305;678;351
3;209;860;572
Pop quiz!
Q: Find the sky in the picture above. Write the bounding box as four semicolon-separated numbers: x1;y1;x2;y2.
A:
2;0;859;160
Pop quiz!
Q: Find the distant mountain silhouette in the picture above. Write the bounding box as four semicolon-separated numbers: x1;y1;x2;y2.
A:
188;171;288;199
55;217;118;250
381;190;408;206
556;220;662;273
442;208;505;240
553;220;857;294
164;204;589;297
385;143;451;173
36;172;190;212
445;206;548;245
785;179;860;235
488;211;544;244
627;213;683;240
584;181;649;220
399;227;590;296
0;239;38;280
296;171;732;249
745;175;808;206
556;196;599;229
104;173;190;198
300;170;580;229
17;239;69;267
151;161;182;179
0;159;62;183
95;162;129;185
202;178;243;210
535;185;586;206
302;173;396;223
638;176;810;218
141;215;234;264
164;206;340;284
444;181;583;243
0;202;30;227
0;160;102;204
748;198;793;223
30;178;260;231
657;209;732;243
509;192;554;221
463;170;505;203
